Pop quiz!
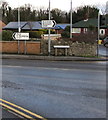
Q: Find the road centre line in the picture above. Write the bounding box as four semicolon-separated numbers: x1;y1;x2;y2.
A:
2;65;106;73
3;71;106;85
0;99;47;120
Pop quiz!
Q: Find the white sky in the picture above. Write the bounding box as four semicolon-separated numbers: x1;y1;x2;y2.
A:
2;0;108;12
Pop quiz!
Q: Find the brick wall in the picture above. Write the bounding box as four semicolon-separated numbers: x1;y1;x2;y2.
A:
0;41;40;54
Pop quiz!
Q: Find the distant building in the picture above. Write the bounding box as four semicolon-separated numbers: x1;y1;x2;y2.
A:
0;21;6;32
72;18;108;37
3;19;108;37
3;21;70;32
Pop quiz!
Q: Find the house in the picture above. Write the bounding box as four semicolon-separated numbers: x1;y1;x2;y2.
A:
72;18;108;37
3;19;108;37
0;21;6;32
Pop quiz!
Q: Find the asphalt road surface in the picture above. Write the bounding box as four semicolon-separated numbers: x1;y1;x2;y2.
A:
1;59;107;119
2;108;20;119
99;45;108;57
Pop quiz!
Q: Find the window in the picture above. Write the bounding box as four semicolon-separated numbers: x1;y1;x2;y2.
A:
100;29;105;35
72;28;81;33
84;28;88;33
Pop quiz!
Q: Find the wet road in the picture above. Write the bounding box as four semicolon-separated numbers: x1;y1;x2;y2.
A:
99;45;108;56
2;108;20;119
1;59;107;118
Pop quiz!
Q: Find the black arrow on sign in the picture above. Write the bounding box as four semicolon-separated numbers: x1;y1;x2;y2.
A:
12;33;16;40
52;20;56;27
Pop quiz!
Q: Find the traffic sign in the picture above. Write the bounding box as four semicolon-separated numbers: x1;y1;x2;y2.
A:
12;32;29;40
41;20;56;28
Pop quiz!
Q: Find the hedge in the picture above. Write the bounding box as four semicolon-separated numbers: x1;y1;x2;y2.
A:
29;31;43;38
2;30;13;41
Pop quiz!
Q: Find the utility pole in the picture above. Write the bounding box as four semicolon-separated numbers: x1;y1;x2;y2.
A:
48;0;51;55
70;0;72;38
97;11;100;57
18;0;21;33
18;0;21;54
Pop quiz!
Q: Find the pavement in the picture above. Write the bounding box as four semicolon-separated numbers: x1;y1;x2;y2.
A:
1;54;108;61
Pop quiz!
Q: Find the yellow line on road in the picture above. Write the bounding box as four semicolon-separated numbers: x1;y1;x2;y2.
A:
0;102;34;119
0;99;47;120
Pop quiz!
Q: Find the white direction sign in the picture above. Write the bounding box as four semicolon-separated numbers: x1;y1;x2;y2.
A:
41;20;56;28
12;32;29;40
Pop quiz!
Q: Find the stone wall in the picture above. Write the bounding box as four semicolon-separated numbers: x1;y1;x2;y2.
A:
41;39;97;56
1;39;97;56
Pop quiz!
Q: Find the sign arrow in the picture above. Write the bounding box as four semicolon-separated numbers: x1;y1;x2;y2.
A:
12;32;29;40
41;20;56;28
12;33;16;40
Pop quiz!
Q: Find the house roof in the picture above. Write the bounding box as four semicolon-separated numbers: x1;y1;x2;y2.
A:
3;18;107;31
72;18;98;28
3;22;29;30
72;18;107;28
3;21;69;30
54;24;70;29
22;22;42;30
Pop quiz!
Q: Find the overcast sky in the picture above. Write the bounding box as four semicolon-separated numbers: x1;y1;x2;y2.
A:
2;0;108;12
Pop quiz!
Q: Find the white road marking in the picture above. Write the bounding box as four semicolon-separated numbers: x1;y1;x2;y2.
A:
2;65;106;73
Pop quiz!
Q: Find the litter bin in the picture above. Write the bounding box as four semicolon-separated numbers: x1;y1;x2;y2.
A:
98;40;102;44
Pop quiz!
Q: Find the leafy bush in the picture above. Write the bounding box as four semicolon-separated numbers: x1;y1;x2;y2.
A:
61;31;70;38
61;33;97;44
2;30;13;41
61;26;70;38
64;26;70;32
73;33;97;44
39;29;48;34
60;32;97;44
29;31;43;38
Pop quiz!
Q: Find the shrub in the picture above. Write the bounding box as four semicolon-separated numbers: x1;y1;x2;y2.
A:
60;32;97;44
39;29;48;34
29;31;43;38
61;31;70;38
73;33;97;44
2;30;13;41
61;26;70;38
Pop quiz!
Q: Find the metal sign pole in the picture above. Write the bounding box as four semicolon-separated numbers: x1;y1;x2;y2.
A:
18;40;20;54
48;0;51;56
97;11;100;57
18;0;21;54
24;40;27;54
70;0;72;38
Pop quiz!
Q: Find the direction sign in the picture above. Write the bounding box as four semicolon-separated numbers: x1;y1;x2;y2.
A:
41;20;56;28
12;32;29;40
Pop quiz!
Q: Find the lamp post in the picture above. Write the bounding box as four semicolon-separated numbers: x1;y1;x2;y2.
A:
18;0;21;54
48;0;51;55
97;11;100;57
18;0;21;32
70;0;72;38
